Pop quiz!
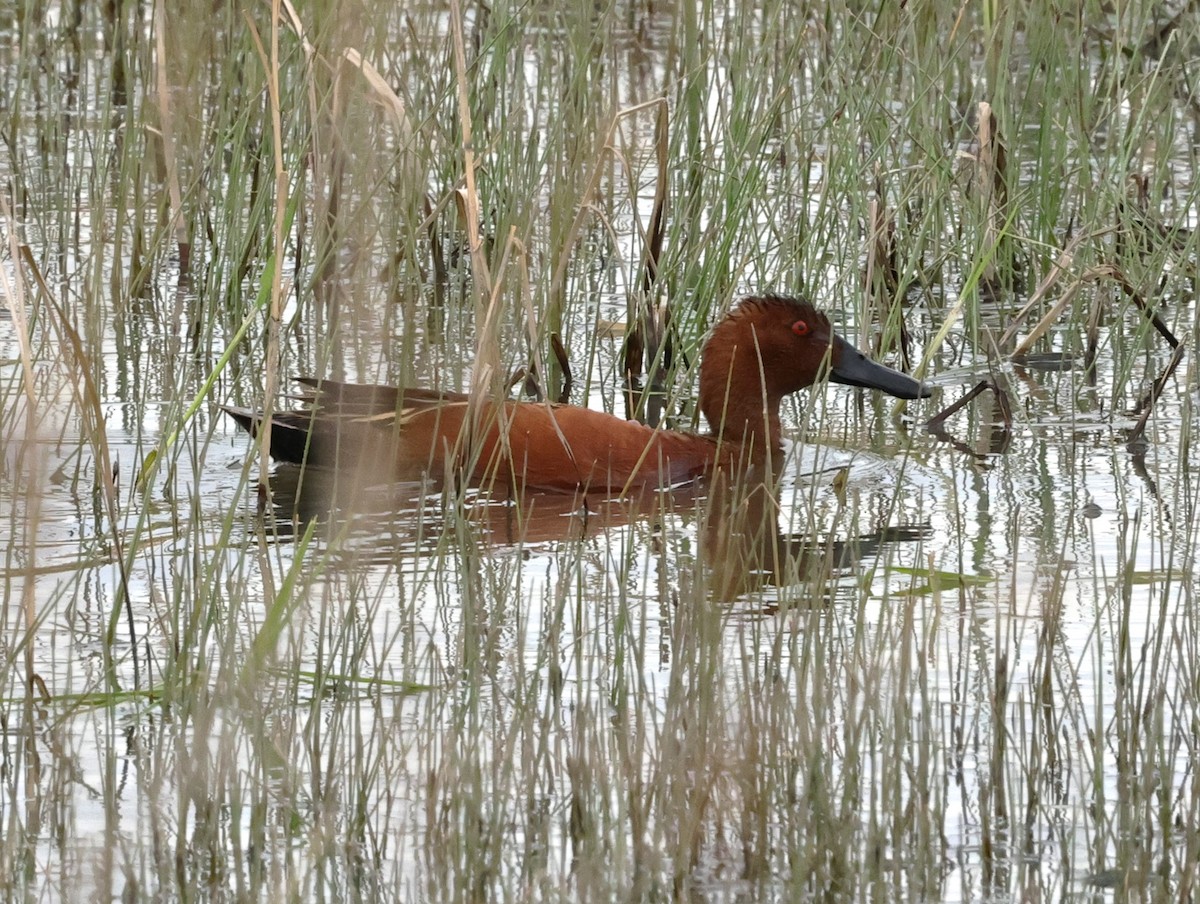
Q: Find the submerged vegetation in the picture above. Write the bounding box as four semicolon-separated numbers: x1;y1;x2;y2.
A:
3;0;1200;899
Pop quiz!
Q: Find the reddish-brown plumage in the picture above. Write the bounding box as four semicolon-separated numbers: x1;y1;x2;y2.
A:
224;295;929;493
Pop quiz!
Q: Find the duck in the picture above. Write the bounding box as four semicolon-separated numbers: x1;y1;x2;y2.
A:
223;295;930;493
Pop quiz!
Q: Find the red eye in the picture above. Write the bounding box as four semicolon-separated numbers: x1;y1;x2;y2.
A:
791;319;810;337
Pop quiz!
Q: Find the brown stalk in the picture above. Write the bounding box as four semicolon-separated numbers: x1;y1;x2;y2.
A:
513;234;560;403
550;334;573;405
1004;259;1178;360
927;380;1011;433
1;198;50;745
449;0;505;485
926;380;1013;461
1084;293;1104;377
548;97;667;311
152;0;189;277
245;6;289;511
17;245;139;691
640;99;669;295
426;194;447;304
277;0;419;357
996;231;1090;350
864;170;907;364
279;0;412;134
865;169;899;306
1009;279;1084;359
1104;266;1180;349
976;101;1007;293
625;97;670;420
1127;340;1187;447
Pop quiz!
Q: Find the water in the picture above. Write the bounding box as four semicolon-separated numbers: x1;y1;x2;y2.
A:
3;2;1200;900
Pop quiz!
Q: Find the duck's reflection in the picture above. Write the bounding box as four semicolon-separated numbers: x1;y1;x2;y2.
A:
256;463;929;603
699;466;929;603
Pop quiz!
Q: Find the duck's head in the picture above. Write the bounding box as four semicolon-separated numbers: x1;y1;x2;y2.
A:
697;295;930;448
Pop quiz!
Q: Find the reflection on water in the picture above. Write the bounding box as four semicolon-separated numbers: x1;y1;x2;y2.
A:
260;459;932;606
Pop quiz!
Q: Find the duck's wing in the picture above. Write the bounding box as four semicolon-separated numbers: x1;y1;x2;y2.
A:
224;378;467;472
294;377;469;416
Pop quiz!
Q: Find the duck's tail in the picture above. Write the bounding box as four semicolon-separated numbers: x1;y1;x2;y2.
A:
221;405;319;466
223;378;462;474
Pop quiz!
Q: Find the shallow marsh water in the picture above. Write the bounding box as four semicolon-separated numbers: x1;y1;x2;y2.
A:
3;1;1200;901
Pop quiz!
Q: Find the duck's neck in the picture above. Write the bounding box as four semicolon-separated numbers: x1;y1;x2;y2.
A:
697;313;795;459
698;372;783;458
721;398;782;456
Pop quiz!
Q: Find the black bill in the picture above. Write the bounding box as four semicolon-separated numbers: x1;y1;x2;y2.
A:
829;335;931;400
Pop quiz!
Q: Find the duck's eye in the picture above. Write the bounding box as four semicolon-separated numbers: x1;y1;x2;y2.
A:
791;319;810;337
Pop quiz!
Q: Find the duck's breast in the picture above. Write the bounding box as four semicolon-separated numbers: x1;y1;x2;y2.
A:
499;404;719;491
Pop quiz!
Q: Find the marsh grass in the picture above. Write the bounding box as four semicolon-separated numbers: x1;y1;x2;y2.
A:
4;0;1200;900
